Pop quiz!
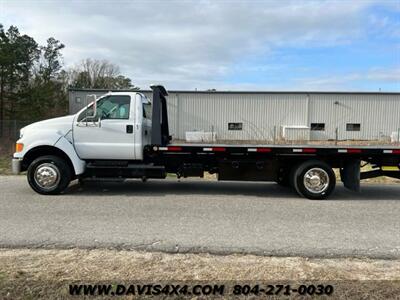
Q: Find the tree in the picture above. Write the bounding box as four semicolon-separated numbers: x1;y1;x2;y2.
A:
0;25;67;128
0;24;39;127
0;24;137;135
37;37;65;82
69;58;136;89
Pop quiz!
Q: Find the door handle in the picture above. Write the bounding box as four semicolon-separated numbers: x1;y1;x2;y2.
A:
126;125;133;134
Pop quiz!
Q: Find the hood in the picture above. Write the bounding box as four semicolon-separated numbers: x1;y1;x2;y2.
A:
20;115;75;137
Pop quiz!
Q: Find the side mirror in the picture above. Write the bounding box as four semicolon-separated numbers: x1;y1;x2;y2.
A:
85;94;97;119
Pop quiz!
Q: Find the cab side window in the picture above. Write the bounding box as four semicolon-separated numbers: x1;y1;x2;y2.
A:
143;101;152;120
78;95;130;122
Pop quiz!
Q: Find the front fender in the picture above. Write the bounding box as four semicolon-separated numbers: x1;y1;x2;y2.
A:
14;131;86;176
54;137;86;175
14;131;61;159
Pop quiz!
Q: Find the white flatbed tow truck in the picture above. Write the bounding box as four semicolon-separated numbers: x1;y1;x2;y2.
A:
12;86;400;199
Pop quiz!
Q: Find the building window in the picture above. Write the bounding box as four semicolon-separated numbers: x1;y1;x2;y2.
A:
346;123;361;131
310;123;325;131
75;97;81;103
228;122;242;130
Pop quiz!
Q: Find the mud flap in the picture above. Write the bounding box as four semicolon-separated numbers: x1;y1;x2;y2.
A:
340;159;361;192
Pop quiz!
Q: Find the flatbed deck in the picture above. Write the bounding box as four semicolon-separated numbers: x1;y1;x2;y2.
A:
169;143;400;149
152;143;400;156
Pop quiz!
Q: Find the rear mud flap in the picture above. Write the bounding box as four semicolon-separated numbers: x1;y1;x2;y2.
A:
340;159;361;192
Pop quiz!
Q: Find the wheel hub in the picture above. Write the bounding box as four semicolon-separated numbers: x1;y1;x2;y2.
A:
303;168;329;194
34;163;60;190
309;175;321;186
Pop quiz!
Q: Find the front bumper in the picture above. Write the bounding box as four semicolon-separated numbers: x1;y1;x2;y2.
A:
12;158;22;174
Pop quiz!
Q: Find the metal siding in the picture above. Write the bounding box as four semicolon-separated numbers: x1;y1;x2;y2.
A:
309;94;400;141
69;90;110;114
177;93;308;141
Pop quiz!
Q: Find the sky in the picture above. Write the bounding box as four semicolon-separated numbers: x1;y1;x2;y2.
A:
1;0;399;91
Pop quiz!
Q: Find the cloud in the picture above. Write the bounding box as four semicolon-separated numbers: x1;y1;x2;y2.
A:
294;66;400;91
0;0;398;90
367;67;400;81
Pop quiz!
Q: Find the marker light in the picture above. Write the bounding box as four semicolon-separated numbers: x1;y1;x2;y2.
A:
15;143;24;153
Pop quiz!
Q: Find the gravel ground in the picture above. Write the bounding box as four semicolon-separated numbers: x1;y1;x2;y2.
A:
1;176;400;258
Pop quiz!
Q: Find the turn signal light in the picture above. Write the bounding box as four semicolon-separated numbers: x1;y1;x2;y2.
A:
15;143;24;153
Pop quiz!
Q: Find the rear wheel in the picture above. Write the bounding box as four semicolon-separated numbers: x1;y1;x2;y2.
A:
27;155;72;195
291;160;336;200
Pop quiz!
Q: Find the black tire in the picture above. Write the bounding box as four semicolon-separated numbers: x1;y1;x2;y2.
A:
27;155;72;195
291;160;336;200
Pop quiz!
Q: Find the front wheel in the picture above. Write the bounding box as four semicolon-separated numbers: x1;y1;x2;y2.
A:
291;160;336;200
27;155;72;195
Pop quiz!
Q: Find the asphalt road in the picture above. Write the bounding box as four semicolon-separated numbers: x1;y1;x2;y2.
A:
1;175;400;258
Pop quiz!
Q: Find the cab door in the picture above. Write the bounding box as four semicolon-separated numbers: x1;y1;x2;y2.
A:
73;94;136;160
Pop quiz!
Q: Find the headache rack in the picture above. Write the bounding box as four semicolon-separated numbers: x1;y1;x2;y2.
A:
150;85;171;146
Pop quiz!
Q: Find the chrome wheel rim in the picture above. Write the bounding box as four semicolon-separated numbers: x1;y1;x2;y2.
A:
34;163;60;190
303;168;329;194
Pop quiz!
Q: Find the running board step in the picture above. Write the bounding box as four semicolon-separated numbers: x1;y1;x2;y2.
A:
84;164;166;179
87;160;129;167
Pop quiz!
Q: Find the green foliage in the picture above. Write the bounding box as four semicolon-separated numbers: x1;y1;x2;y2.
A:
0;24;135;129
0;24;64;123
38;37;65;82
0;25;41;122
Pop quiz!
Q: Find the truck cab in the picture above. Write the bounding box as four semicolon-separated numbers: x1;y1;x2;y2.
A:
12;86;166;195
73;91;151;160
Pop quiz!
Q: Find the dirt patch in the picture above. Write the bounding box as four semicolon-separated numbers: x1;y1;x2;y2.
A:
0;249;399;299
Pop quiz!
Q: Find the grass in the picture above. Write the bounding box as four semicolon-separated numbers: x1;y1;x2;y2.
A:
0;156;11;175
0;249;399;299
0;139;13;175
360;163;400;184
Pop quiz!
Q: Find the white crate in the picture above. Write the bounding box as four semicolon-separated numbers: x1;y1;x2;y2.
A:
185;131;217;142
